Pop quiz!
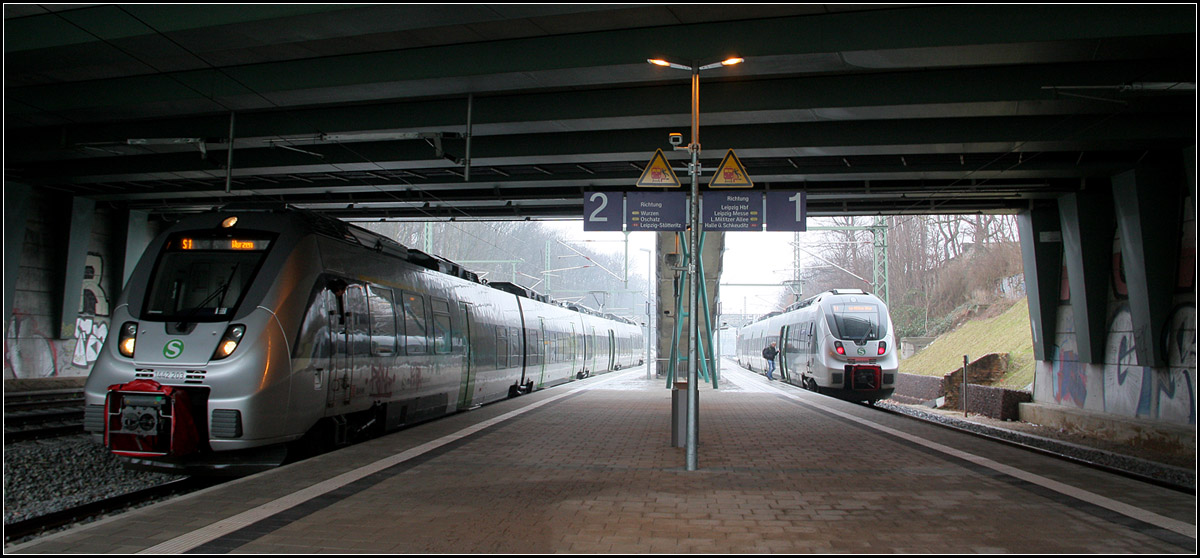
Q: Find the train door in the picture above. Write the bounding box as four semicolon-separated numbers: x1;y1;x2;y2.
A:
570;323;580;378
778;326;790;383
608;329;616;371
456;302;475;410
587;327;596;374
805;321;817;376
523;325;539;390
537;318;548;387
324;287;344;409
343;285;370;405
326;283;367;409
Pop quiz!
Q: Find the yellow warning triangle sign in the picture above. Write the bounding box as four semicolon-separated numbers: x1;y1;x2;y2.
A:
636;149;681;188
708;149;753;188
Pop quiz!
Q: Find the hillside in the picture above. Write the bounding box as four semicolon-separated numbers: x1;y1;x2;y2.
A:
898;296;1036;390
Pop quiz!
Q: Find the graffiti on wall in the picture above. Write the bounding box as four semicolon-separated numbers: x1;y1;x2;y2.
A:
5;253;112;379
80;252;110;316
1160;305;1196;425
1050;307;1087;407
72;317;108;367
1101;304;1197;425
72;253;110;368
4;311;59;379
1103;305;1149;417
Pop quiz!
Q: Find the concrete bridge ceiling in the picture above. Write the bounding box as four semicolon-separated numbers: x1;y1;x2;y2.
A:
4;4;1195;221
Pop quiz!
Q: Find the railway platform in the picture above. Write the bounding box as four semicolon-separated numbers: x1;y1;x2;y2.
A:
7;361;1196;554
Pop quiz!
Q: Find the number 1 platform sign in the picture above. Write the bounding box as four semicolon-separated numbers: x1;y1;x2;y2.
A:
764;190;807;231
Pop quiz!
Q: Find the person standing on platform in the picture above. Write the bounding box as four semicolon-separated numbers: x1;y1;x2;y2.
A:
762;342;778;380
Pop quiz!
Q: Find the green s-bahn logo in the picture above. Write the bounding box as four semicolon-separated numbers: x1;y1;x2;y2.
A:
163;339;185;359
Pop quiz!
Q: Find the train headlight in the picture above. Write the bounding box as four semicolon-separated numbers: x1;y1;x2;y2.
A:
212;325;246;360
118;322;138;357
834;341;845;355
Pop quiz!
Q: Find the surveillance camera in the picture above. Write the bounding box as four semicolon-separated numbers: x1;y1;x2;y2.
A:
668;132;683;146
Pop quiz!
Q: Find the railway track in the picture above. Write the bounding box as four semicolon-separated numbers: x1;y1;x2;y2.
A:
871;401;1196;495
4;388;86;443
4;477;221;544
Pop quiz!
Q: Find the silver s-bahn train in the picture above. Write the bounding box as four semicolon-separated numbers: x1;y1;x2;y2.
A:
736;289;897;403
83;208;643;474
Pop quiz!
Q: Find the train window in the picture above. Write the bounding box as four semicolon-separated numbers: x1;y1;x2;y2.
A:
144;231;275;321
293;284;331;359
527;329;540;366
508;327;520;367
432;298;451;354
144;254;260;320
345;285;371;357
496;328;507;367
368;286;398;356
825;302;888;342
402;292;429;354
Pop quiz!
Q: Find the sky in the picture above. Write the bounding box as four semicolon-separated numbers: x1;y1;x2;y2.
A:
541;221;799;317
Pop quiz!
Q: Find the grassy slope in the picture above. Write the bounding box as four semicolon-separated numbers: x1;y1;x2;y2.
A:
898;296;1036;390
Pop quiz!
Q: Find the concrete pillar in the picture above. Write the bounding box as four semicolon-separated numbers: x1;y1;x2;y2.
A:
58;197;95;339
4;182;32;331
1057;184;1115;364
121;210;153;290
1111;151;1186;368
1018;201;1062;361
655;230;724;381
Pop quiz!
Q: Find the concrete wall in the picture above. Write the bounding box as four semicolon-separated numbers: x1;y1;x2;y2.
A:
4;188;156;379
900;337;936;359
1033;191;1196;427
890;355;1032;421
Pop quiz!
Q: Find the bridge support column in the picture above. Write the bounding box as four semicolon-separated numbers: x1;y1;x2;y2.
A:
120;210;154;290
4;182;32;331
58;197;95;339
1111;151;1187;368
1017;201;1062;362
1057;185;1114;364
655;230;724;384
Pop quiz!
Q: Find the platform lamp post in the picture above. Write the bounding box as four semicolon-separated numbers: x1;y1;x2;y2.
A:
647;55;743;471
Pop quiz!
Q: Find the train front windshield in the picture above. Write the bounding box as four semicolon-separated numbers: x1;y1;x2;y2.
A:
142;233;275;321
824;300;888;342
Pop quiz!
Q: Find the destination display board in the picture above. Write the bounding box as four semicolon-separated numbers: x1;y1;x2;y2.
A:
627;192;687;231
701;191;762;231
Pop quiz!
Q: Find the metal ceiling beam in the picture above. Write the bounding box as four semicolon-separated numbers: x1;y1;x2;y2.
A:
5;5;1191;122
17;112;1191;186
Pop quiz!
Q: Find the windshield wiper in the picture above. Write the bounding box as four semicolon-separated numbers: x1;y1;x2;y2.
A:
859;324;873;345
175;264;239;323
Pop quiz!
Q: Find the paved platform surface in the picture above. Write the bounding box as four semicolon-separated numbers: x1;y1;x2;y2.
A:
9;360;1196;553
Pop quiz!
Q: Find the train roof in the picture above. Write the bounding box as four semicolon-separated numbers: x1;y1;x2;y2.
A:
209;204;635;324
749;288;880;325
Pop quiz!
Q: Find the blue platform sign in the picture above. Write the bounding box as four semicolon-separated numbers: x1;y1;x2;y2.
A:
702;191;762;231
764;191;807;231
583;191;623;231
627;192;686;231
